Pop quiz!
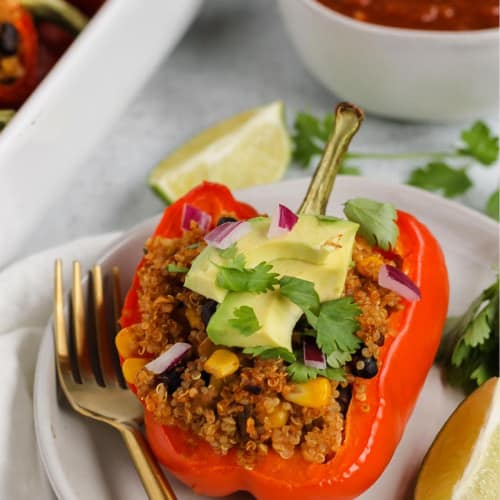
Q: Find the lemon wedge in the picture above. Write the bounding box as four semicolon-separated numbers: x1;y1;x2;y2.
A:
149;101;291;203
415;377;500;500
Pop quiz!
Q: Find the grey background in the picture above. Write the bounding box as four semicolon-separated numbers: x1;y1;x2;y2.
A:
21;0;499;259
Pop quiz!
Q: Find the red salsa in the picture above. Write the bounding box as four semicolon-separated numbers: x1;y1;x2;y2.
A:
316;0;499;31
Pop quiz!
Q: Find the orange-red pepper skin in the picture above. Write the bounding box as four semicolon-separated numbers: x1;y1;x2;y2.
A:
120;183;449;499
0;2;38;108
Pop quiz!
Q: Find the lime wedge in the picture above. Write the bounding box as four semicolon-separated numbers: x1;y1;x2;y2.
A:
415;377;500;500
149;101;291;203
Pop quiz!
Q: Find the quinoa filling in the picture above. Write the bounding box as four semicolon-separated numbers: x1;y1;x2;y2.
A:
124;224;402;467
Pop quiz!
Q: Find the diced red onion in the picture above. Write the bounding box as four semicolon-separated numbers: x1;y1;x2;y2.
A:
181;204;212;233
145;342;191;374
303;337;326;370
204;220;251;249
267;204;298;239
378;264;421;301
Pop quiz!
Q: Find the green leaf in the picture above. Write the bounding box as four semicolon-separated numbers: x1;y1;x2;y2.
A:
166;263;189;273
228;306;261;336
407;162;473;198
326;350;353;368
438;278;499;393
317;215;342;223
216;261;279;293
316;297;361;355
287;361;345;383
344;198;399;250
459;121;499;166
243;346;296;363
486;190;499;222
291;112;334;168
279;276;320;327
217;244;246;270
339;165;361;176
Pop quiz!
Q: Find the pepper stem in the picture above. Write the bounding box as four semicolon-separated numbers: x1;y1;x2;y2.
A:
0;109;15;131
20;0;88;36
298;103;364;216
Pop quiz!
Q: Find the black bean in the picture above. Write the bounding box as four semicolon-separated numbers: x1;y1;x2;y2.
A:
200;370;211;386
352;356;378;379
336;385;352;415
201;299;218;327
217;216;237;225
374;334;385;346
0;23;19;57
243;384;262;395
156;365;184;394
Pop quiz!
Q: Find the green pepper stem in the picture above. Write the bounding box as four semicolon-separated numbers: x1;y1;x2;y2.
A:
0;110;15;131
299;103;364;216
20;0;88;35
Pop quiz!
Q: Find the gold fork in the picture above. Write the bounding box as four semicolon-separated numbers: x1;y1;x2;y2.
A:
53;260;177;500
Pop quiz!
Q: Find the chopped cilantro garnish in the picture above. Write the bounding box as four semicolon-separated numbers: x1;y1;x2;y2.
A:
279;276;319;327
344;198;399;250
216;262;279;293
438;278;499;393
459;121;499;166
166;263;189;273
326;350;353;368
287;362;345;383
217;244;246;270
316;298;362;355
407;162;473;198
228;306;261;336
243;346;296;363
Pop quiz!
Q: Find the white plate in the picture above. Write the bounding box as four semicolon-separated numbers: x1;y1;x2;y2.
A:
0;0;203;267
34;177;498;500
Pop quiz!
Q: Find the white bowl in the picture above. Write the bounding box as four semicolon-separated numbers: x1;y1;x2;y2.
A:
277;0;499;123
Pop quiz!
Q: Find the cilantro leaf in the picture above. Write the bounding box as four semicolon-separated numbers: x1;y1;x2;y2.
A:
438;278;499;393
407;162;472;198
316;298;361;355
486;190;499;222
228;306;261;336
339;165;361;176
166;264;189;273
326;350;353;368
243;346;296;363
217;244;246;270
216;261;279;293
344;198;399;250
279;276;320;327
458;121;499;166
287;361;345;383
291;112;334;168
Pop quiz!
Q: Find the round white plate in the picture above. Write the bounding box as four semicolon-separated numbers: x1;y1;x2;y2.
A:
34;177;498;500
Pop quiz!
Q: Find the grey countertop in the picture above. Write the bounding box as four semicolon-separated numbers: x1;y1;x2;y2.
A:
19;0;499;261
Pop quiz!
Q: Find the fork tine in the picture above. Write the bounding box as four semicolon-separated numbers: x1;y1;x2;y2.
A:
91;265;118;387
54;260;72;380
111;267;127;389
71;261;93;383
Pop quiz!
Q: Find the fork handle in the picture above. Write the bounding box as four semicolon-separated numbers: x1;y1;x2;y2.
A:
119;425;177;500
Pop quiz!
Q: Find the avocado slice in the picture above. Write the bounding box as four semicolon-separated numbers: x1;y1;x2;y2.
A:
206;291;302;351
185;215;359;303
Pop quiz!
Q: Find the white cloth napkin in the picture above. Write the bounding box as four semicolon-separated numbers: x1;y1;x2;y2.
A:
0;233;120;499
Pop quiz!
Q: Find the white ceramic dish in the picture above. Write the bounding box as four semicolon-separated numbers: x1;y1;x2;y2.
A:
34;177;498;499
277;0;499;123
0;0;202;268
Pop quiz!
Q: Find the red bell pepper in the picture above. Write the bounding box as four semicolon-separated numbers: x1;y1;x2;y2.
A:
0;1;38;108
120;182;449;499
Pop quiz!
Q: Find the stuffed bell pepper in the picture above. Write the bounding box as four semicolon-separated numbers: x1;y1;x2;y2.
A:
116;103;449;499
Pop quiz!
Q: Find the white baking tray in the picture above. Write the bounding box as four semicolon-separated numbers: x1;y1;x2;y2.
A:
0;0;202;267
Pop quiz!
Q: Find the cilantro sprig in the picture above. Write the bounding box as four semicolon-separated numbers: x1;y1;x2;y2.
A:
229;306;261;336
291;111;499;219
287;362;345;383
243;346;296;363
437;278;499;394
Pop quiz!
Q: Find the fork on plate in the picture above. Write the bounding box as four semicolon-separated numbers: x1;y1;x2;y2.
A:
53;260;177;500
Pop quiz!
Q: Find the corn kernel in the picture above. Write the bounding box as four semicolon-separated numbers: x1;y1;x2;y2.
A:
204;349;240;379
268;406;289;428
122;357;149;384
115;327;138;358
284;377;332;408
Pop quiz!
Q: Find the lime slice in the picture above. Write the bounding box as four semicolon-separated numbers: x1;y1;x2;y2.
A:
149;101;291;203
415;377;500;500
